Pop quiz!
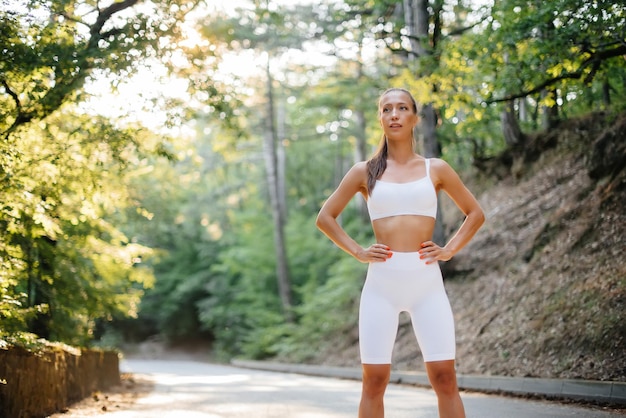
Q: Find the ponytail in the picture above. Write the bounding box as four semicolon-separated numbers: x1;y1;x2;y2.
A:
366;136;388;195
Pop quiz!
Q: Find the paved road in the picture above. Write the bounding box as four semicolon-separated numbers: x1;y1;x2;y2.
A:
105;359;623;418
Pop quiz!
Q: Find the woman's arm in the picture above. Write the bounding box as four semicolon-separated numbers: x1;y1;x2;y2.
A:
419;158;485;263
316;162;391;263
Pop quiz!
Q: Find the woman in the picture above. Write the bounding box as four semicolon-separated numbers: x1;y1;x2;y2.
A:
316;88;484;418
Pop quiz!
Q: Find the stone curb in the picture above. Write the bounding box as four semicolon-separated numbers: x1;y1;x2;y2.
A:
231;359;626;405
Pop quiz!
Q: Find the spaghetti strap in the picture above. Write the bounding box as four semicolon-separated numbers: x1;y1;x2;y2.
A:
425;158;431;179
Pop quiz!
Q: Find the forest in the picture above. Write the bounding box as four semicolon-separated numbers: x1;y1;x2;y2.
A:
1;0;624;379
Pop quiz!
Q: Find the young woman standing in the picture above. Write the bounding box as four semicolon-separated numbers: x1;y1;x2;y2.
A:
316;88;485;418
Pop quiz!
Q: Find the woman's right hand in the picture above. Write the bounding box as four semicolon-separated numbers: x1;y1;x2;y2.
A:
355;243;393;263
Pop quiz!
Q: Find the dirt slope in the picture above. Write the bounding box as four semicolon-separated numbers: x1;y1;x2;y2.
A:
318;111;626;381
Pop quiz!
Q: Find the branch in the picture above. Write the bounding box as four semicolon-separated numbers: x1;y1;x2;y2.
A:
58;11;89;30
91;0;139;37
446;15;490;37
584;59;602;84
2;0;141;139
1;78;31;140
1;78;21;111
375;29;428;59
486;44;626;104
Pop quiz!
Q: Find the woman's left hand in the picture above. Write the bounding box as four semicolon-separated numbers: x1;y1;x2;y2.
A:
418;241;454;264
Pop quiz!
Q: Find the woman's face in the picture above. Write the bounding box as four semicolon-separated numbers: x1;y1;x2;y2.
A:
378;90;418;139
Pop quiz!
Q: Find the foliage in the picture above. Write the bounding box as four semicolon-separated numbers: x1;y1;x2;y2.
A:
273;215;370;362
0;0;195;345
0;331;47;352
196;208;281;359
0;108;157;345
0;0;200;137
479;0;626;104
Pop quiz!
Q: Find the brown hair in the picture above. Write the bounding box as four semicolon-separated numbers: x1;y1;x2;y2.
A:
366;88;418;194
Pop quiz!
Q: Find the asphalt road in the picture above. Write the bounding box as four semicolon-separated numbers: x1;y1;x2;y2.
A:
102;359;623;418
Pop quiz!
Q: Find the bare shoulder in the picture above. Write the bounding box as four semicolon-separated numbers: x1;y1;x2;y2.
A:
429;157;454;171
428;157;463;189
344;161;368;189
351;161;369;176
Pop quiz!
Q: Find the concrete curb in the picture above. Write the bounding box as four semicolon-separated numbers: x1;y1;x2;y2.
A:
231;359;626;406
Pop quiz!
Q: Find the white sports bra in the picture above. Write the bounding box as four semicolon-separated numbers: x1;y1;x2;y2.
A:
367;158;437;221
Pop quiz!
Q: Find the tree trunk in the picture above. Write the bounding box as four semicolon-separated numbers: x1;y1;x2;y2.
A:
420;104;441;158
538;13;559;130
403;0;440;157
276;100;287;221
353;107;370;220
540;88;559;130
263;60;293;322
519;98;528;123
501;101;524;147
354;49;369;220
354;109;367;164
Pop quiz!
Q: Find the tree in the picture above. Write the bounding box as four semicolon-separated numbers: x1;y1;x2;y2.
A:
0;0;199;138
0;110;157;345
187;1;327;322
0;0;199;344
481;1;626;116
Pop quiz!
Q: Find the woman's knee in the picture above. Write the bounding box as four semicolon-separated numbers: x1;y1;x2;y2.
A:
426;361;459;395
361;364;391;396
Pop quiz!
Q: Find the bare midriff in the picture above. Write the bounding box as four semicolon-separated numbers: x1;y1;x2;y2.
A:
372;215;436;252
